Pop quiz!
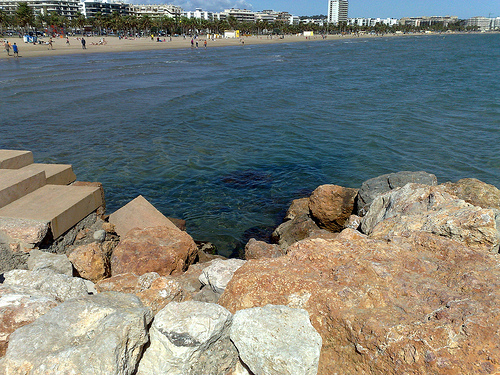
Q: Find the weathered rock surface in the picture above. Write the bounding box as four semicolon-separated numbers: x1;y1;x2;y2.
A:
137;301;237;375
284;197;310;221
68;242;110;282
309;184;358;232
0;291;58;356
199;259;246;294
219;229;500;374
0;217;49;251
272;214;321;249
244;238;284;260
357;171;437;216
27;249;73;276
2;269;89;302
95;272;183;315
0;292;152;374
110;226;198;276
441;178;500;210
361;183;499;251
231;304;322;375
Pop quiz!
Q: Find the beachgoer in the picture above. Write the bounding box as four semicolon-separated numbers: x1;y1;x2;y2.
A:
12;43;18;57
191;38;194;47
5;41;10;56
48;38;53;50
204;40;207;49
195;41;198;48
66;37;70;45
81;37;86;49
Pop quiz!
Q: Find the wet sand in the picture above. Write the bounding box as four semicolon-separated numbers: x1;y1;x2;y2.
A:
1;33;406;60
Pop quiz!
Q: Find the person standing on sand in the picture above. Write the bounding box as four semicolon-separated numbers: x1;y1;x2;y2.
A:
48;38;53;50
66;37;70;45
204;40;207;49
191;38;194;48
5;41;10;56
12;43;18;57
81;37;86;49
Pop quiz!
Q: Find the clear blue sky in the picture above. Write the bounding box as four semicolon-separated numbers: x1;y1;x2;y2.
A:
172;0;500;19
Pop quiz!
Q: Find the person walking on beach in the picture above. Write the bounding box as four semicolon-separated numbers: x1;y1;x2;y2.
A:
4;41;10;56
191;38;194;48
48;38;53;50
66;37;70;45
12;43;18;57
204;40;207;49
81;37;86;49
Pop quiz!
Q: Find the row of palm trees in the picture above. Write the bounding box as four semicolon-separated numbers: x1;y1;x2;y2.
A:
0;4;478;37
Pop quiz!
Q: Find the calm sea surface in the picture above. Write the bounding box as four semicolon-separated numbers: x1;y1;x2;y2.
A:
1;33;499;256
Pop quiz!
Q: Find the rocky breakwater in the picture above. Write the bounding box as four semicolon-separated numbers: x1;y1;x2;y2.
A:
1;170;500;374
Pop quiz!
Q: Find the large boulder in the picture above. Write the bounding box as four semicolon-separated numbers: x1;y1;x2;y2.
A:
27;249;73;276
68;242;110;282
441;178;500;210
284;197;310;221
0;292;152;374
357;171;437;216
2;269;89;302
244;239;284;260
199;259;246;294
272;214;322;249
309;184;358;232
95;272;183;315
137;301;237;375
230;305;322;375
0;290;58;356
361;183;499;251
110;226;198;276
219;229;500;374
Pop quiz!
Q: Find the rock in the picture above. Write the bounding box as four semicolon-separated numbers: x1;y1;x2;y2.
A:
27;249;73;276
95;272;183;315
361;183;499;251
93;229;106;242
137;301;237;375
110;226;198;277
0;292;58;356
192;286;221;303
109;195;180;238
284;198;310;221
3;269;89;302
309;184;358;232
199;259;246;294
219;229;500;374
231;305;322;375
272;214;321;249
0;217;49;252
102;222;116;233
168;217;187;231
68;242;110;282
0;292;152;375
244;238;284;260
357;171;437;216
442;178;500;210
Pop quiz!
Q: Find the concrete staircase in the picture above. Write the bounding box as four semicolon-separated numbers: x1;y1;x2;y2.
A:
0;150;104;244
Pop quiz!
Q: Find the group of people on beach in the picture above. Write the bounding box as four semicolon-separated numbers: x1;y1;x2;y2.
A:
3;40;19;57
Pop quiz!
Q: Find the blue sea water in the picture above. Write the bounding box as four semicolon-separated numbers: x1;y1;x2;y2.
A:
1;33;499;256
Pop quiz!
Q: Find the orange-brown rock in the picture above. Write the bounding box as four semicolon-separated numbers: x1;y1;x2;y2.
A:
219;229;500;374
68;242;110;283
110;226;198;277
95;272;182;314
309;184;358;232
442;178;500;210
284;198;310;221
244;239;284;260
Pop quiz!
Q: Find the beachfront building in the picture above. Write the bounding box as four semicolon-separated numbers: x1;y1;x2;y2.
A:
399;16;459;27
223;8;255;23
131;4;182;18
80;0;130;18
183;8;213;21
0;0;80;19
347;18;398;27
254;11;277;23
327;0;348;24
467;16;497;31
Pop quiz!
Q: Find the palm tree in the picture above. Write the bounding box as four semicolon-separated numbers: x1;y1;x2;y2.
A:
16;2;35;33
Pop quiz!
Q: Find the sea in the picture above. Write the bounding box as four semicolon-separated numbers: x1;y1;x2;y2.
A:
1;33;499;257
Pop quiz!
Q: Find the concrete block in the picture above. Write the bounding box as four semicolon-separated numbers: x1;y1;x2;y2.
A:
0;169;47;209
20;164;76;185
0;150;34;169
109;195;179;238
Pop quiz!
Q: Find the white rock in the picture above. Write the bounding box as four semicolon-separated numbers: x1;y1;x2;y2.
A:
230;305;322;375
199;259;246;293
27;249;73;276
137;301;237;375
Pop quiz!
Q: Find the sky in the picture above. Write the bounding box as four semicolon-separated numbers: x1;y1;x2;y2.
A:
161;0;500;19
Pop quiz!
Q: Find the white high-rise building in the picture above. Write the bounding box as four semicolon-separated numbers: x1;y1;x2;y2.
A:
328;0;348;24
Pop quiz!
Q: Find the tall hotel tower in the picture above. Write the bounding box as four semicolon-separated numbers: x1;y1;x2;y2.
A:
328;0;348;24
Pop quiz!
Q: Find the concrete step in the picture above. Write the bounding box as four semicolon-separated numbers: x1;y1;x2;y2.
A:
0;185;104;239
0;150;34;169
19;163;76;186
0;169;47;209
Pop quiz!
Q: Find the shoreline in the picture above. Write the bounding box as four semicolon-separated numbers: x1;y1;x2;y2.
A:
0;31;477;60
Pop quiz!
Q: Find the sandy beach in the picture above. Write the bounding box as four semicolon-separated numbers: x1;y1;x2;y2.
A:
1;33;408;60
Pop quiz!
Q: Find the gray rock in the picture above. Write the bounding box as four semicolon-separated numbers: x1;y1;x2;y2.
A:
93;229;106;243
192;286;221;303
199;259;246;293
27;249;73;276
357;171;437;216
272;214;321;249
0;292;152;375
230;305;322;375
137;301;237;375
3;269;89;302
